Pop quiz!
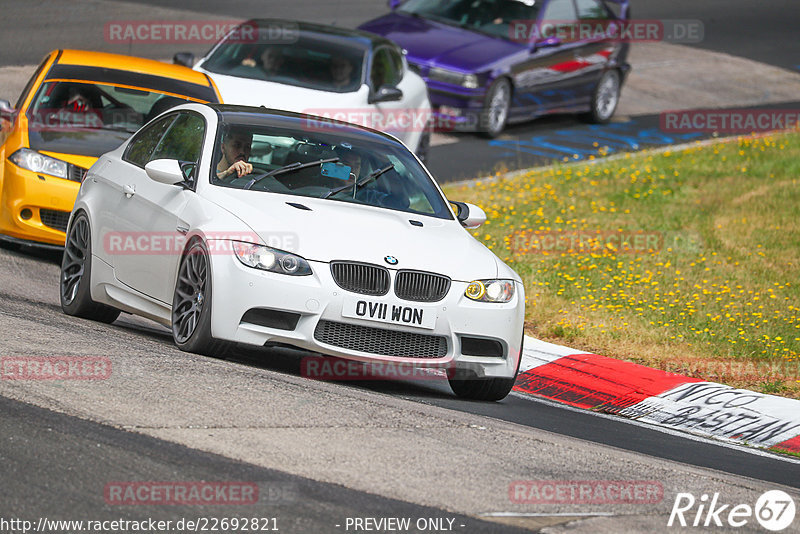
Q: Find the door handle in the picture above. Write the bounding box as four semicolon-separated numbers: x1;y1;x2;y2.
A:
123;184;135;198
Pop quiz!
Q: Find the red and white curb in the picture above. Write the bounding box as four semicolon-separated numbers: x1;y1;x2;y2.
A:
514;336;800;454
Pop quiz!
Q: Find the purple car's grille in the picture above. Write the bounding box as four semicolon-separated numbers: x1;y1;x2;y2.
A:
394;270;451;302
330;261;390;296
314;320;448;358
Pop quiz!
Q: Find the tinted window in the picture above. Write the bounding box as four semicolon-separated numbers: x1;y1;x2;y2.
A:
371;48;403;88
542;0;578;21
211;117;453;220
399;0;540;40
575;0;608;19
152;112;205;163
123;114;176;167
203;34;366;93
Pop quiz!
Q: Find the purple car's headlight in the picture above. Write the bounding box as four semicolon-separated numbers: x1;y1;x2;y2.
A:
231;241;312;276
428;67;479;89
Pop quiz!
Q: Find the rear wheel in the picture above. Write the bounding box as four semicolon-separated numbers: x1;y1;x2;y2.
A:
172;240;231;357
60;212;120;323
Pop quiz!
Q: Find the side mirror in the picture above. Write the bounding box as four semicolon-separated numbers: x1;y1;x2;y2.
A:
533;36;562;51
0;99;16;120
173;52;195;68
145;159;185;186
451;201;487;229
369;85;403;104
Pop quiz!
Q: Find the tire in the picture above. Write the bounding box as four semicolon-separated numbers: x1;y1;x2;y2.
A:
172;239;231;357
60;212;120;323
586;69;621;124
480;77;511;138
448;334;523;401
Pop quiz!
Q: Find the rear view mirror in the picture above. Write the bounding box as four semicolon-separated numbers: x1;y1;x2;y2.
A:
533;36;562;50
0;99;16;120
145;159;185;186
369;85;403;104
451;201;487;229
173;52;195;67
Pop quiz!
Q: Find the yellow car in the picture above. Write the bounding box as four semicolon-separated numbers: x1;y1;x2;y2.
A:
0;49;221;248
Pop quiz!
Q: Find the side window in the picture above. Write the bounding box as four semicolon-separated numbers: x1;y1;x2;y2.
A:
575;0;609;19
542;0;578;22
151;112;205;164
123;114;176;168
371;48;402;89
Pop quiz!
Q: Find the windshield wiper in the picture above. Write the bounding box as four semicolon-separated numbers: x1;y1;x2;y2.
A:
244;158;339;190
321;164;395;199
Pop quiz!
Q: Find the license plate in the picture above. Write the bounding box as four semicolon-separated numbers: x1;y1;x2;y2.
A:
341;296;437;330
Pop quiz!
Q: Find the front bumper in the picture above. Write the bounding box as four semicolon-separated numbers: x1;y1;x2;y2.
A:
208;250;525;379
0;159;79;246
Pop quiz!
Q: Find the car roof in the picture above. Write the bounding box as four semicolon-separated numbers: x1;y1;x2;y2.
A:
207;103;403;145
56;50;214;85
49;49;220;102
241;19;400;51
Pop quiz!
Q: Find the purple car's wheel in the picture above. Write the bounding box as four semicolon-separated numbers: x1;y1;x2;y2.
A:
481;78;511;138
60;212;120;323
589;70;620;123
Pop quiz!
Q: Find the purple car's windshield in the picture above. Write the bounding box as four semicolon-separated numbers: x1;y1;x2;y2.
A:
399;0;540;39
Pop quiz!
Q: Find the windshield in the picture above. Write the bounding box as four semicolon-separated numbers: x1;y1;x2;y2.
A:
202;35;366;93
399;0;540;39
211;120;452;219
27;80;197;134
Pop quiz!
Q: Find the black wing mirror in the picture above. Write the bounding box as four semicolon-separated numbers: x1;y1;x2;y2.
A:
173;52;196;67
369;85;403;104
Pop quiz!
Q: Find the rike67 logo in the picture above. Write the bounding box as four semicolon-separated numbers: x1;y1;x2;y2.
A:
668;490;796;531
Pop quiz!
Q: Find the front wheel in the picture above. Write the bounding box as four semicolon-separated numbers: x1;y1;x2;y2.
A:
60;212;120;323
172;240;231;357
586;70;621;123
480;78;511;138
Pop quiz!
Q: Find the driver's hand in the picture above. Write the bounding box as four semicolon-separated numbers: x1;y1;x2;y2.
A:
224;160;253;178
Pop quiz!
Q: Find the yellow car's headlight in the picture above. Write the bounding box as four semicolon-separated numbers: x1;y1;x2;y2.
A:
465;280;515;303
9;148;69;179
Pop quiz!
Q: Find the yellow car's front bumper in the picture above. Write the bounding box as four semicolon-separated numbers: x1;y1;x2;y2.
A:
0;158;82;246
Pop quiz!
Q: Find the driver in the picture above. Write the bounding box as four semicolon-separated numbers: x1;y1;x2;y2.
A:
216;127;253;179
334;142;363;180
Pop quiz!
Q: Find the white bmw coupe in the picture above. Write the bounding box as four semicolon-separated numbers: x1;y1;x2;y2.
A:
175;20;432;161
60;103;524;400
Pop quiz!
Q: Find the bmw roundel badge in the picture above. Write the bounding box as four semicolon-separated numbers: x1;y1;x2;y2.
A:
384;255;398;265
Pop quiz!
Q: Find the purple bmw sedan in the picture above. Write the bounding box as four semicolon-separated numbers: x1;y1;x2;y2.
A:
360;0;631;136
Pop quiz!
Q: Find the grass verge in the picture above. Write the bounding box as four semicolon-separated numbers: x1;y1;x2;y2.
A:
443;132;800;398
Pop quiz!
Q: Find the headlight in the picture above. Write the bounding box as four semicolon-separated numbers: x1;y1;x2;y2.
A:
231;241;312;276
428;67;479;89
465;279;515;303
9;148;68;179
